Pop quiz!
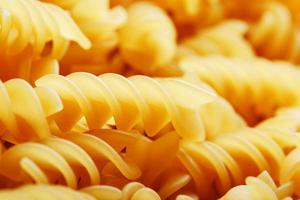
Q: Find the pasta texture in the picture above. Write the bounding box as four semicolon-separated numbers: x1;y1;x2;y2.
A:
177;20;254;59
119;2;177;75
0;0;90;81
179;56;300;125
220;171;293;200
2;0;300;199
0;73;215;142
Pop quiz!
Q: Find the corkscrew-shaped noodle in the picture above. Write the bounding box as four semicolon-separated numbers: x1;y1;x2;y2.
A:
0;184;96;200
35;72;214;141
178;20;254;59
247;2;300;63
179;56;300;125
119;2;177;74
0;0;90;81
42;0;127;75
0;79;54;143
0;133;141;188
178;128;285;199
156;0;225;30
220;171;293;200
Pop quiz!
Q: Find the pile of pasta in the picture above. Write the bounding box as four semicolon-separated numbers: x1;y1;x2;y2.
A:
2;0;300;199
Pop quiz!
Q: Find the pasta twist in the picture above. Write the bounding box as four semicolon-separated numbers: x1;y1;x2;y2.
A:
0;0;90;81
156;0;225;32
178;128;285;199
0;73;214;142
35;72;215;141
0;181;197;200
0;78;55;143
280;148;300;197
177;20;254;59
0;133;141;188
119;2;177;75
247;2;300;63
0;184;96;200
220;171;293;200
42;0;128;75
180;56;300;125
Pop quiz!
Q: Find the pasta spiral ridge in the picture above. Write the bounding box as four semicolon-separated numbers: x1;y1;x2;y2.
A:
247;2;300;63
0;181;197;200
177;20;254;59
0;133;141;189
220;171;293;200
178;127;285;199
35;72;215;141
0;0;91;81
180;56;300;125
119;2;177;75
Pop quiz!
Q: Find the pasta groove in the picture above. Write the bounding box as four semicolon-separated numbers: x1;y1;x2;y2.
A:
178;20;254;59
119;2;177;74
220;171;293;200
178;128;285;199
35;72;215;141
180;56;300;125
0;133;141;188
0;0;90;81
247;2;300;63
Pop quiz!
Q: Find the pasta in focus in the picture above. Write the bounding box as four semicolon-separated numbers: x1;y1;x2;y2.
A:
0;0;90;81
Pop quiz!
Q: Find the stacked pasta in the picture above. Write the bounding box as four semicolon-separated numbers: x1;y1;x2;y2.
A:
1;0;300;199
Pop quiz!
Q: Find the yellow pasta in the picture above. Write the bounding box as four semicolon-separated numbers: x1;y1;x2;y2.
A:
220;171;293;200
35;72;215;141
180;56;300;125
247;2;300;63
119;2;177;75
1;0;300;199
42;0;128;75
0;133;140;188
177;20;254;59
0;0;90;81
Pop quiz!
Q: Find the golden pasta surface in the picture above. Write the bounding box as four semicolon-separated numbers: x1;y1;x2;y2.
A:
1;0;300;200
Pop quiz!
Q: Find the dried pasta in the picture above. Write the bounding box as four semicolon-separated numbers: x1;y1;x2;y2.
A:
220;171;293;200
179;56;300;125
119;2;177;75
177;20;254;59
0;0;90;81
1;0;300;199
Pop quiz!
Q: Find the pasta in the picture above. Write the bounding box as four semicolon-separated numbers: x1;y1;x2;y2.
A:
247;2;300;63
41;0;128;75
2;0;300;199
220;171;293;200
177;20;254;59
119;2;177;75
178;128;285;199
0;133;140;188
0;0;90;81
179;56;300;125
35;72;215;141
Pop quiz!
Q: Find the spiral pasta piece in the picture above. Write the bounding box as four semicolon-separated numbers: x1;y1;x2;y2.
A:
0;133;141;188
0;184;96;200
42;0;127;75
35;72;214;141
180;56;300;125
247;2;300;63
220;171;293;200
119;2;177;74
0;0;90;81
278;147;300;198
178;20;254;59
178;127;285;199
